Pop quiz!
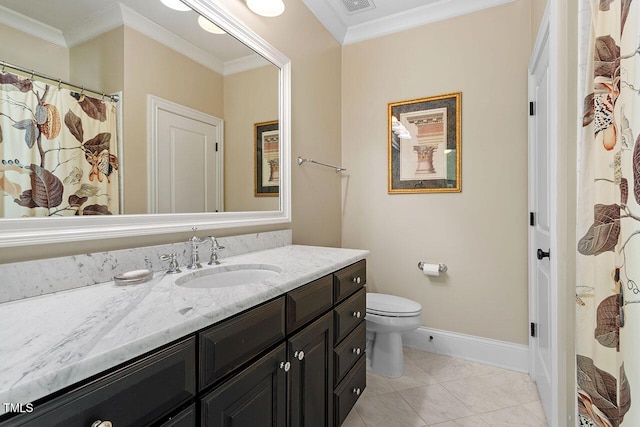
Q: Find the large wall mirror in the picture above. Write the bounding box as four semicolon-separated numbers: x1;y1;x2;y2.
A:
0;0;291;247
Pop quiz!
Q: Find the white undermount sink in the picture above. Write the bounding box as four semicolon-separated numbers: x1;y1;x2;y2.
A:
175;264;282;289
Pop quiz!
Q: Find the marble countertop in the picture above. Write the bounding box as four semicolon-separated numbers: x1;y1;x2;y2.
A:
0;245;368;414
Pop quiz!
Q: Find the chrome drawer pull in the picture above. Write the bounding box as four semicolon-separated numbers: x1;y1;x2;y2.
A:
352;311;361;318
351;277;361;284
91;421;113;427
352;387;361;396
352;347;361;355
280;361;291;372
294;350;305;361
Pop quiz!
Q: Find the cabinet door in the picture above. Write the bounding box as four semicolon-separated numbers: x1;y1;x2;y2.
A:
201;343;287;427
288;311;333;427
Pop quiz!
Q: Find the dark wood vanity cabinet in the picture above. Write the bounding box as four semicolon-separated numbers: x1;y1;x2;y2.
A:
0;338;197;427
0;260;366;427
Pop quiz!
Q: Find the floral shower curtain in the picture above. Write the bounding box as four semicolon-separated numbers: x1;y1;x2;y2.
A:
576;0;639;425
0;71;119;217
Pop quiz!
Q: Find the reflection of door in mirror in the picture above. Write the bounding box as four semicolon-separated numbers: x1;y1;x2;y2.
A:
149;96;223;214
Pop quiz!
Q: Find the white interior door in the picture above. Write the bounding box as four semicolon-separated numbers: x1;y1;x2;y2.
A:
528;16;553;422
148;96;223;213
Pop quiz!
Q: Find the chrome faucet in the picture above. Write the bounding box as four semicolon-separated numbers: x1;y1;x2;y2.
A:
206;236;225;265
160;253;181;274
187;227;207;269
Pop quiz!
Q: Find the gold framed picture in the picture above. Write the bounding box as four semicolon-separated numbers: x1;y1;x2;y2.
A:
388;92;461;193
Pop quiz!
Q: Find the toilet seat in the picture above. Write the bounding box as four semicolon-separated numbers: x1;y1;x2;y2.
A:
366;293;422;318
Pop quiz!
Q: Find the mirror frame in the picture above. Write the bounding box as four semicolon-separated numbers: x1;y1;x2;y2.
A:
0;0;291;248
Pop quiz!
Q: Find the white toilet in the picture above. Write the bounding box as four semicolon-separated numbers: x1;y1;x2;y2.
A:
365;293;422;378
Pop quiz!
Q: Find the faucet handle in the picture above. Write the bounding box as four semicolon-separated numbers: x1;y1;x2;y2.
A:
207;236;225;265
209;236;225;249
160;253;181;274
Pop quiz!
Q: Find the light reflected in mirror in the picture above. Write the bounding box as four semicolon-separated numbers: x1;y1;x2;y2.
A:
0;0;280;218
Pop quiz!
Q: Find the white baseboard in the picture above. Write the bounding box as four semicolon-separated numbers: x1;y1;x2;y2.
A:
402;327;529;373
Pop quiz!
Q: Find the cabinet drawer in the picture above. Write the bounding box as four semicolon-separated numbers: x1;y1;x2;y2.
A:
334;356;366;427
333;260;366;303
334;288;366;344
334;322;366;384
159;404;196;427
199;296;285;390
286;274;333;334
1;338;196;427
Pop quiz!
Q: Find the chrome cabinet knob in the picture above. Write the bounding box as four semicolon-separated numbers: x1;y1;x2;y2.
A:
294;350;305;361
352;311;361;318
352;276;361;284
352;347;361;355
352;387;361;396
280;361;291;372
91;421;113;427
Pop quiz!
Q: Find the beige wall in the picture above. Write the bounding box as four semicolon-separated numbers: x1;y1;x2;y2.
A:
224;65;279;212
70;27;124;95
0;0;342;262
122;27;224;214
342;1;532;345
0;23;69;79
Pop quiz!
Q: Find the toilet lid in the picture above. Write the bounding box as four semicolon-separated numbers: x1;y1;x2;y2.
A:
366;293;422;317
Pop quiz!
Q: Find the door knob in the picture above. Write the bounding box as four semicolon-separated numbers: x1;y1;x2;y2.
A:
537;249;550;260
91;421;113;427
294;350;305;361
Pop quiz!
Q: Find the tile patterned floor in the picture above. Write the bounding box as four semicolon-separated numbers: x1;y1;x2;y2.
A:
343;347;548;427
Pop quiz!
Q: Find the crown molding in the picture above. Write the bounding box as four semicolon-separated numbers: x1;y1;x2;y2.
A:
304;0;518;45
63;4;123;48
0;4;66;47
345;0;518;44
118;4;225;75
301;0;348;44
224;53;271;75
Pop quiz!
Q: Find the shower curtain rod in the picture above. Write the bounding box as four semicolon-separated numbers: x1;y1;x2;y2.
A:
0;59;120;103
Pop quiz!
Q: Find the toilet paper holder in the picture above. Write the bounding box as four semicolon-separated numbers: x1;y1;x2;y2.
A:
417;261;448;273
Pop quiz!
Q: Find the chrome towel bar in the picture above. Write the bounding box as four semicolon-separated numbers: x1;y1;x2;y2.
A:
297;156;346;173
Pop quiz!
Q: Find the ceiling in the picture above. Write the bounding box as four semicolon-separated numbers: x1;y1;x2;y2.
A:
302;0;518;45
0;0;268;75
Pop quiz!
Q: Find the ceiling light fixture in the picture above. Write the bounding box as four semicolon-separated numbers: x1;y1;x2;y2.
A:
246;0;285;17
160;0;191;12
198;16;226;34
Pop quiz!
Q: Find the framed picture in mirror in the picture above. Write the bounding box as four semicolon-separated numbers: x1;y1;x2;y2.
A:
388;92;461;193
255;120;279;197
